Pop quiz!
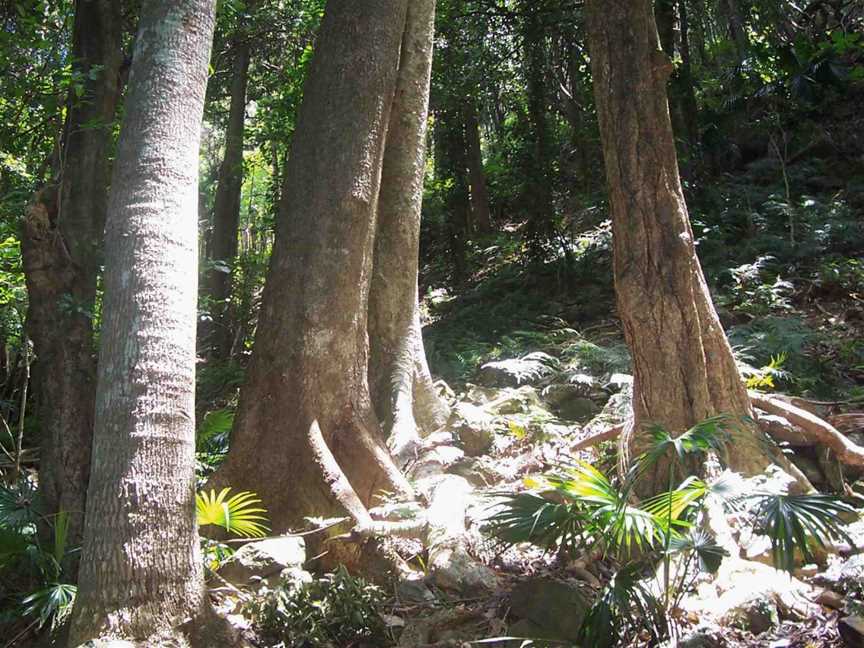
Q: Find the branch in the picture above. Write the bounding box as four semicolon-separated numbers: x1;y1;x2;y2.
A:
750;392;864;467
570;424;623;452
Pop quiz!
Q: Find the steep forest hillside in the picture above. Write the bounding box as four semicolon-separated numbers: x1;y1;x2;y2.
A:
0;1;862;647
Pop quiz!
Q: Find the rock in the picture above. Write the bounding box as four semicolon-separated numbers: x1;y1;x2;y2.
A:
677;626;723;648
478;352;557;387
557;396;598;422
682;558;818;631
813;554;864;593
218;535;305;587
450;403;495;456
428;546;498;594
789;454;825;486
397;576;436;604
816;588;845;610
604;373;633;393
840;615;864;647
488;385;545;416
541;383;600;421
409;444;465;482
722;595;779;634
508;577;591;643
74;642;136;648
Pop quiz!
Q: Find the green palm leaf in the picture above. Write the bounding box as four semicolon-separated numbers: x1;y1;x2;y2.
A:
483;492;586;553
196;488;269;538
751;493;856;572
22;582;76;630
668;528;727;573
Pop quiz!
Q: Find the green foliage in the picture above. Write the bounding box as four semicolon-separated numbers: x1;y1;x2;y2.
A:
749;493;857;572
577;563;668;648
0;479;77;632
486;415;857;645
245;565;390;647
196;487;269;538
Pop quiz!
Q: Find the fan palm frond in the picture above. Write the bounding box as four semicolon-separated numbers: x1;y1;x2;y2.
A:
196;488;269;538
751;493;856;572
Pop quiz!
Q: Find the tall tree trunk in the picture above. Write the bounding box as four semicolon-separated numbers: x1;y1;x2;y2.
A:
434;107;470;279
521;3;556;245
678;0;700;148
20;0;123;561
463;101;493;234
585;0;776;494
211;0;412;562
368;0;449;461
201;32;251;360
68;0;222;644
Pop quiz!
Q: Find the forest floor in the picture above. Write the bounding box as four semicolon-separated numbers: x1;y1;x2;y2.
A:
210;218;864;646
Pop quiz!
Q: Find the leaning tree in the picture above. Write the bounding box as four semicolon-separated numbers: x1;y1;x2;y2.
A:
67;1;234;644
584;0;864;493
211;0;449;565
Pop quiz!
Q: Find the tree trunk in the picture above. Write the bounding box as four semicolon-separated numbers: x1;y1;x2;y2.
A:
434;107;470;279
521;3;556;246
368;0;449;461
68;1;221;644
201;33;251;360
20;0;123;562
463;101;493;234
585;0;775;494
211;0;413;561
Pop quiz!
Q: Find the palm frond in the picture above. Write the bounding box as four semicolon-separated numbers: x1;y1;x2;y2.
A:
578;562;668;648
642;477;708;533
0;479;42;530
668;528;727;574
630;415;735;486
22;583;76;630
196;488;269;538
552;461;660;556
750;493;857;572
483;492;585;553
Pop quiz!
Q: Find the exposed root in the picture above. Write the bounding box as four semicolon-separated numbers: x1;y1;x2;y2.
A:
750;392;864;467
571;423;624;452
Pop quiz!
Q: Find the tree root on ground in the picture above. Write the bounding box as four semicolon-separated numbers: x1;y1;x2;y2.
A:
570;395;864;474
750;392;864;467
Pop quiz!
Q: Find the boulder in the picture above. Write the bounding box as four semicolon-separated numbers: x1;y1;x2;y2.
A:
218;535;305;587
508;577;591;644
450;403;495;456
814;554;864;593
840;615;864;648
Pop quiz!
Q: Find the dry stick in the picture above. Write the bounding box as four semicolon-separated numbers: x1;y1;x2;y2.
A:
750;391;864;467
570;423;624;452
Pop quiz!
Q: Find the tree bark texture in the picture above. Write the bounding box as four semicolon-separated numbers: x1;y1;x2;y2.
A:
585;0;773;493
521;3;556;244
20;0;123;559
368;0;449;461
463;100;493;234
201;33;251;360
68;0;217;643
212;0;413;555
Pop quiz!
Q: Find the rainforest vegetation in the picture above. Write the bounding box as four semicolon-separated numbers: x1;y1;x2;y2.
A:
0;0;863;646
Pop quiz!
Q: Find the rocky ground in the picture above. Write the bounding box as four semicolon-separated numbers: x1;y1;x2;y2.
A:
210;343;864;648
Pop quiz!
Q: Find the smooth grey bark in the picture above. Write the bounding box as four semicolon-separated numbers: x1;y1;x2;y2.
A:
20;0;123;561
201;31;251;360
369;0;449;461
68;1;220;644
211;0;412;568
585;0;775;494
